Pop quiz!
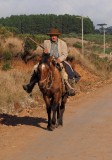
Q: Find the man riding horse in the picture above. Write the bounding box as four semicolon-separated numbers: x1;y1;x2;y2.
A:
23;28;76;96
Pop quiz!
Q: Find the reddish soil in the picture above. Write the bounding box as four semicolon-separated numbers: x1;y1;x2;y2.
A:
0;50;112;159
0;79;112;160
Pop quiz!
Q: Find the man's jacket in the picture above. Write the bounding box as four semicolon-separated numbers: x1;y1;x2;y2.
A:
43;39;68;62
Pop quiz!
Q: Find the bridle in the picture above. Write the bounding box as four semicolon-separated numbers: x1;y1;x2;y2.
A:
38;62;54;90
38;55;61;91
39;70;51;84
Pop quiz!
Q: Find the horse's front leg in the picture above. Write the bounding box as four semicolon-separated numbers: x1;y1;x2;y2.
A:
51;102;59;130
43;96;51;130
46;105;52;130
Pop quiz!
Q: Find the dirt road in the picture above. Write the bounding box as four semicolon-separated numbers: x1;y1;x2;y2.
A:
1;83;112;160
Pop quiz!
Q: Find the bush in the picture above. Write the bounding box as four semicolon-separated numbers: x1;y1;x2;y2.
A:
105;47;112;54
73;42;82;48
2;62;11;71
0;26;13;37
24;38;37;52
90;45;102;53
3;50;13;61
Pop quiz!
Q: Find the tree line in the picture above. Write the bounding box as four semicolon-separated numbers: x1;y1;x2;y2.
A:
0;14;95;35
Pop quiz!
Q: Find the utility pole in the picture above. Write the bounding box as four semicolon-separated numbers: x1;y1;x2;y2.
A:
97;23;107;54
76;16;88;54
81;16;84;54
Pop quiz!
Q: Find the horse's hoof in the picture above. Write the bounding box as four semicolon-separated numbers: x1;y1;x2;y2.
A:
55;123;58;128
57;120;63;128
47;125;54;131
50;124;56;130
57;124;63;129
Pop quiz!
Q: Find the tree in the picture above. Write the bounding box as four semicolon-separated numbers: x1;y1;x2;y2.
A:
0;14;95;34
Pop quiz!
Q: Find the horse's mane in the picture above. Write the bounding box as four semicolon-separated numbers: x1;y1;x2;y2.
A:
39;54;51;65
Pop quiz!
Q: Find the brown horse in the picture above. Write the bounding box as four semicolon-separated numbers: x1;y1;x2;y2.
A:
37;54;68;131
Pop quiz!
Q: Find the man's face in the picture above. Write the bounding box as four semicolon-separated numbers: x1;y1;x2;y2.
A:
50;35;58;42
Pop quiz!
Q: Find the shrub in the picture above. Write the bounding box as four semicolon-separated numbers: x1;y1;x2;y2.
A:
105;47;112;54
2;62;11;71
3;50;13;61
90;45;103;53
73;42;82;48
0;26;13;37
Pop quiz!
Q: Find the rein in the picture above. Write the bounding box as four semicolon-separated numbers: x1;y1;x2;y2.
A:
39;71;51;83
38;55;61;92
39;67;53;89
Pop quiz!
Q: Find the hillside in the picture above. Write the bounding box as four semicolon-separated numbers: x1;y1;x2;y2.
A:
0;36;112;116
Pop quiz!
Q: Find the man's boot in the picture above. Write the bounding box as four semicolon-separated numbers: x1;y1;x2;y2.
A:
64;79;75;96
23;71;39;94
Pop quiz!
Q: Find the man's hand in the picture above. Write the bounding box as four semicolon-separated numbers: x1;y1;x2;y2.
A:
56;58;61;64
43;48;49;54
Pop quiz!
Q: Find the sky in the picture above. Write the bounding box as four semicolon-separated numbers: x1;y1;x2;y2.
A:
0;0;112;29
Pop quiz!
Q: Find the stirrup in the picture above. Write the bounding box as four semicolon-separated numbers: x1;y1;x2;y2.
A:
64;80;75;96
67;89;75;96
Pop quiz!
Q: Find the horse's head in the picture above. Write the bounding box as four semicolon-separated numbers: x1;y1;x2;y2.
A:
38;54;52;90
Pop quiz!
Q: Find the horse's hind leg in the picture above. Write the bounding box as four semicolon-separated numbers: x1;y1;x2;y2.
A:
58;94;68;127
57;105;63;128
46;106;52;130
57;105;60;122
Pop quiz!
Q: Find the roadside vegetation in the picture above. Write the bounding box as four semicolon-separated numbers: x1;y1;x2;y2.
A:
66;33;112;76
0;27;112;114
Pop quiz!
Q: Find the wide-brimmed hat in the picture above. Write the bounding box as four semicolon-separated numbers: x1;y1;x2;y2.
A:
47;28;61;35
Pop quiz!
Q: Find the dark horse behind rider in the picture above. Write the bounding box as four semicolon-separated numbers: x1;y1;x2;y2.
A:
37;54;68;131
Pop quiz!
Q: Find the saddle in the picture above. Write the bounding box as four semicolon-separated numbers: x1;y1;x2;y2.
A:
52;59;62;71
